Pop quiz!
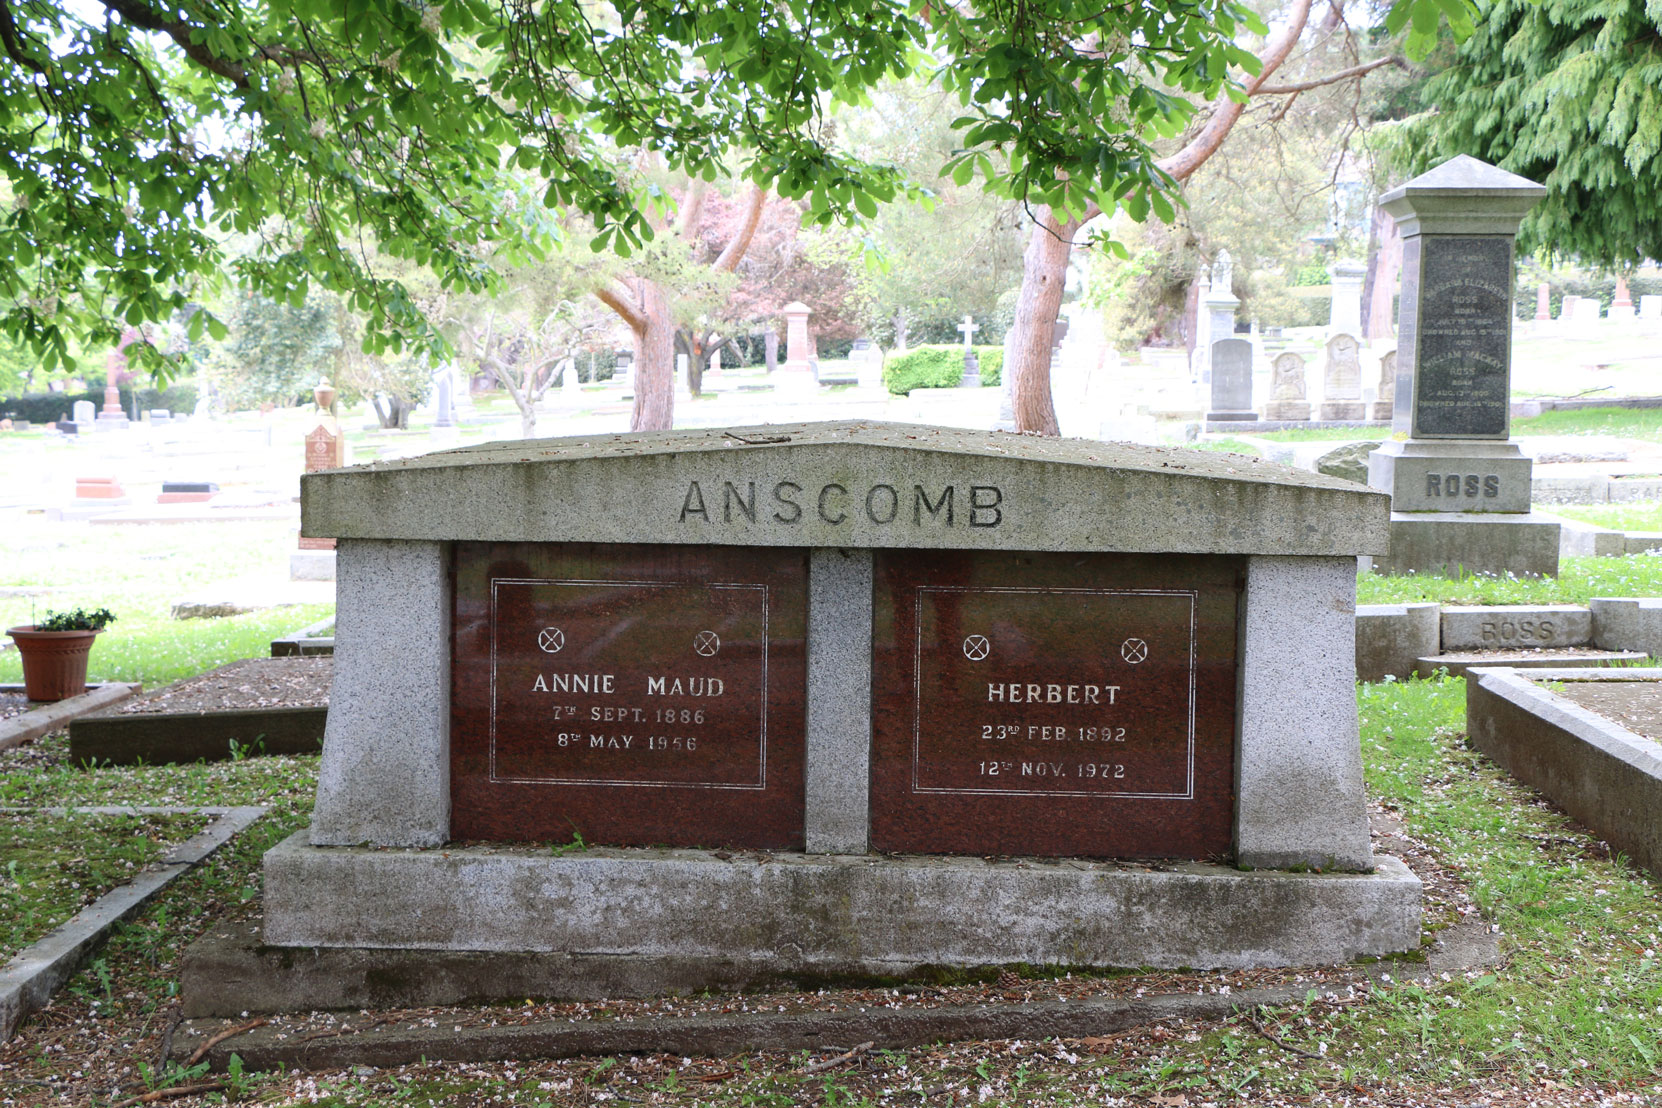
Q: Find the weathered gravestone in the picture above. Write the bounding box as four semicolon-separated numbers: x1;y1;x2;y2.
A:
1318;334;1365;421
1371;350;1397;421
1367;155;1561;576
1205;337;1256;421
226;422;1419;1014
1263;352;1309;421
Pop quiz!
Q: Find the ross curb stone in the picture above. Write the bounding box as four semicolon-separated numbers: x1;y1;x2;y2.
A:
0;806;266;1041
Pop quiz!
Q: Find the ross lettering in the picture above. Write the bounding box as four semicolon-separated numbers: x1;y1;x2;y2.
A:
772;481;803;524
1426;473;1441;498
818;482;848;524
723;481;756;523
1426;473;1503;499
679;481;709;522
1464;474;1480;498
914;485;953;526
1483;475;1500;498
865;483;899;524
969;485;1003;527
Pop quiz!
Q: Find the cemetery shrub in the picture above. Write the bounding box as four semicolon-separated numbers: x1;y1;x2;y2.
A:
0;384;197;424
882;344;1003;394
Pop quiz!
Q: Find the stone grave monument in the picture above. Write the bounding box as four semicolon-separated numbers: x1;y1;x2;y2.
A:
1327;260;1366;339
95;331;136;431
188;421;1421;1016
776;301;817;393
1318;334;1366;421
1196;251;1239;388
1366;155;1561;576
1204;337;1256;422
1263;351;1310;421
292;382;347;581
1372;350;1397;421
956;314;981;387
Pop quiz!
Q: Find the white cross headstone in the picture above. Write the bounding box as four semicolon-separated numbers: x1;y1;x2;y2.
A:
957;314;979;351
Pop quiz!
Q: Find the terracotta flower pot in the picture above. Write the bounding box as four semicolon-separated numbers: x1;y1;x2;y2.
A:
6;626;102;702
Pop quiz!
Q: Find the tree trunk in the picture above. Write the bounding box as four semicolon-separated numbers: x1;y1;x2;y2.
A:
764;330;778;373
893;308;908;352
1005;208;1078;435
1362;209;1402;342
630;279;676;431
519;402;537;439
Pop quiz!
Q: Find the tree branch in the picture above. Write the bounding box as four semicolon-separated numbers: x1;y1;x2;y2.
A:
1156;0;1314;183
97;0;250;87
1255;56;1407;95
713;185;768;274
595;282;646;332
0;0;48;76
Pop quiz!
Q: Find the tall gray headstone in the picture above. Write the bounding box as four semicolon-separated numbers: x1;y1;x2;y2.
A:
1205;337;1255;421
1365;155;1558;576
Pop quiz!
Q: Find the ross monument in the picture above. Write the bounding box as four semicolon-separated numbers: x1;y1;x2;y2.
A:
1262;352;1310;421
1366;155;1560;576
190;421;1422;1016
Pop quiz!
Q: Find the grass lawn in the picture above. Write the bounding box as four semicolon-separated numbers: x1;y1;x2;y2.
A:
1243;405;1662;446
1359;553;1662;606
0;517;332;688
1550;501;1662;532
0;809;209;962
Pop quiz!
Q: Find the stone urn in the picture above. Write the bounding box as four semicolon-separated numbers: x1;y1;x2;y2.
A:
6;626;103;702
313;381;338;414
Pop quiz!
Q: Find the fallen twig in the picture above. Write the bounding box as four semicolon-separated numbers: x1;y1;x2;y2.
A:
110;1082;228;1108
802;1041;875;1074
185;1017;267;1065
1248;1013;1321;1060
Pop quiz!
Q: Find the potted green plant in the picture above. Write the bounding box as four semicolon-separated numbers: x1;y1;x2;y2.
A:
6;607;117;702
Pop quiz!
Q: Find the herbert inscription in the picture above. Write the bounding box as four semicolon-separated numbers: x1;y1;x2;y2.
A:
1413;236;1512;438
451;542;807;848
870;551;1240;859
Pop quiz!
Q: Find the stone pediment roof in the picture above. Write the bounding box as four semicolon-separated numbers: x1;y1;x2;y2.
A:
302;421;1388;556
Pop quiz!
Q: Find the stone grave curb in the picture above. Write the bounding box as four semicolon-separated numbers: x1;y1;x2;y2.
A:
0;806;267;1041
269;615;336;658
170;917;1498;1073
0;683;142;753
1356;598;1662;681
69;704;327;766
1465;667;1662;877
1414;650;1649;680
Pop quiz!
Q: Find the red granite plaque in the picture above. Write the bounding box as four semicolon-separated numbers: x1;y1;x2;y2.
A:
451;542;807;848
871;551;1240;859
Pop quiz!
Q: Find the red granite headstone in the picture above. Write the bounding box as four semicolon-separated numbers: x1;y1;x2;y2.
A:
299;425;344;550
451;542;808;848
870;550;1240;859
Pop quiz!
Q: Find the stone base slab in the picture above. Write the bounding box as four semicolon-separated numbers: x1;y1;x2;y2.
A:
1319;401;1366;421
262;832;1422;980
1204;409;1258;422
1368;440;1533;513
1261;402;1310;421
1364;513;1561;578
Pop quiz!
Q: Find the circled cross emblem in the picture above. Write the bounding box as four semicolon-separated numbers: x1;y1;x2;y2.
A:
1120;637;1149;664
537;627;565;654
962;634;991;662
694;630;721;657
